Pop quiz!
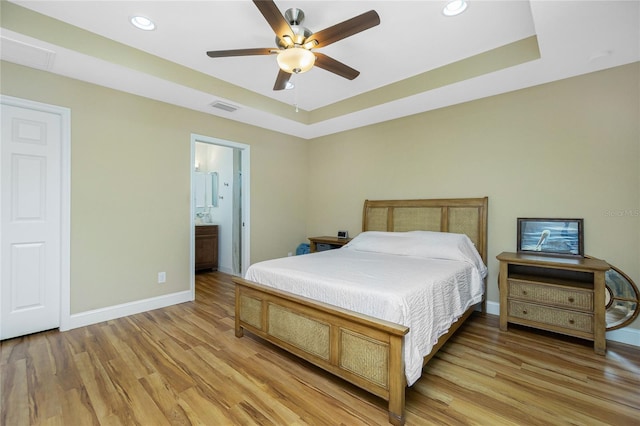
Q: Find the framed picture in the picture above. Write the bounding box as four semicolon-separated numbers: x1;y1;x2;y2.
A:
517;218;584;257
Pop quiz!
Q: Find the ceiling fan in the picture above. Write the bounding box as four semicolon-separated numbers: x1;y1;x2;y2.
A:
206;0;380;91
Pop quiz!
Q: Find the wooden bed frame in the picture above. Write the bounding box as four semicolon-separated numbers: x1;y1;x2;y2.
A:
232;197;488;425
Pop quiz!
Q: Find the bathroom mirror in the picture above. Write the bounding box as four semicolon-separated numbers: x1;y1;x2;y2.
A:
194;171;206;208
206;171;219;208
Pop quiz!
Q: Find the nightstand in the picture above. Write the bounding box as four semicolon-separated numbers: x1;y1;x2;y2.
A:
497;251;610;354
308;236;352;253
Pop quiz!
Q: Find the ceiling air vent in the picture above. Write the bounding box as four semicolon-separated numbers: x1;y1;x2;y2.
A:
210;101;239;113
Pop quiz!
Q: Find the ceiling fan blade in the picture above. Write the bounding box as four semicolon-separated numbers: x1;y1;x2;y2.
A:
206;48;275;58
305;10;380;49
253;0;295;43
273;69;292;91
313;53;360;80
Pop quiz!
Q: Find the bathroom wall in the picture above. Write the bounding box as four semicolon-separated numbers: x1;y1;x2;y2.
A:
194;142;235;273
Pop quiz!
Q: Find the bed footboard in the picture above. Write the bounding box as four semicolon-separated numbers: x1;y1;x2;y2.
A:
233;276;410;425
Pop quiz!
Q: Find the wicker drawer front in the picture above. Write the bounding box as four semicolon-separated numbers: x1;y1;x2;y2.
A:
508;279;593;311
508;300;594;333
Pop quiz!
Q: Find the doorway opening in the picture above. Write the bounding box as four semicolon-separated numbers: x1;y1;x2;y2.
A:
190;134;250;285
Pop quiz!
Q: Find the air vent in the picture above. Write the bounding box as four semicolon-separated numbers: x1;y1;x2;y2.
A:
210;101;239;113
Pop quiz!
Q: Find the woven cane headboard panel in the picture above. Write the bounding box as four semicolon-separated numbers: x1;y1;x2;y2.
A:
362;197;489;264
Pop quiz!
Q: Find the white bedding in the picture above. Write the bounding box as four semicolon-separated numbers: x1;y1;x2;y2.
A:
245;231;487;386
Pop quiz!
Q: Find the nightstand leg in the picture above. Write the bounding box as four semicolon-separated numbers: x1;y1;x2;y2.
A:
593;271;607;354
499;261;509;331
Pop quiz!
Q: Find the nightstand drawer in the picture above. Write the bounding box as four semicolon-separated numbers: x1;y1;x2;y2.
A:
508;300;594;333
508;279;593;311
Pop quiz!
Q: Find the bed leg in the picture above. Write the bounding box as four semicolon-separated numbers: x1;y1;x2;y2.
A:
234;285;244;338
388;410;405;426
388;388;405;426
388;335;406;425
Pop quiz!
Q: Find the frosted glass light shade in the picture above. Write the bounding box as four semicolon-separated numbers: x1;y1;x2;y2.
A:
277;48;315;74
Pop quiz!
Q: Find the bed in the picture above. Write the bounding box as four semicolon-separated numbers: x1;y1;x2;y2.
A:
232;197;489;425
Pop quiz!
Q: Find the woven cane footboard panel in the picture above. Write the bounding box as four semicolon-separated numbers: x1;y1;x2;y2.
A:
340;329;389;388
268;303;331;360
240;294;262;329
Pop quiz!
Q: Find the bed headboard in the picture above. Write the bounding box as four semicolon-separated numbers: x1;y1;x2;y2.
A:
362;197;489;264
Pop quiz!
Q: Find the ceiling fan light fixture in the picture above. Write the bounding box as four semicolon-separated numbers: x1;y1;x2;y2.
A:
277;47;315;74
303;39;318;50
281;35;294;47
443;0;468;17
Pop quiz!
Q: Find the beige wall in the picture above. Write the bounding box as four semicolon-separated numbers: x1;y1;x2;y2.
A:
2;60;638;332
307;63;640;330
1;61;309;314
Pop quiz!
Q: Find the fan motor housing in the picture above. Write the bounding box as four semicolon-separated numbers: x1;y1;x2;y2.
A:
276;8;312;48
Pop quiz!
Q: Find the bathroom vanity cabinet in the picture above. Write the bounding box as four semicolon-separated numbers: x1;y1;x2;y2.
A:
195;225;218;271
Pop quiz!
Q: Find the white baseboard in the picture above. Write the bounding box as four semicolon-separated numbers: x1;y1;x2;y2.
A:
483;301;640;348
60;293;640;348
604;327;640;347
484;300;501;316
217;266;234;275
61;290;194;331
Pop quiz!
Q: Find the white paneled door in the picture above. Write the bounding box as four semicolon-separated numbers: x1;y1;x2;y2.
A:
1;99;66;340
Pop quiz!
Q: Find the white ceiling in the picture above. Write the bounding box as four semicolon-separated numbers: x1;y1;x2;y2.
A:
2;1;639;139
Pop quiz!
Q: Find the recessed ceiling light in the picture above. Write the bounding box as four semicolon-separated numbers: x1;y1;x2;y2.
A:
130;15;156;31
285;81;295;90
443;0;468;17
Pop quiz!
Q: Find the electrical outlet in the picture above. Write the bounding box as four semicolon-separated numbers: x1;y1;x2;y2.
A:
158;272;166;283
288;252;293;257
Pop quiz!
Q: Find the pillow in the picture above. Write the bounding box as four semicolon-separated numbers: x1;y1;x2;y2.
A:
343;231;416;254
343;230;487;274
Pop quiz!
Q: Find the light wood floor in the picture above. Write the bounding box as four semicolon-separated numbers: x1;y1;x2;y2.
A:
2;271;639;425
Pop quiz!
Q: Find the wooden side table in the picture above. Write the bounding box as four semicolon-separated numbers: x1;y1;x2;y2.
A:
308;236;352;253
497;251;610;354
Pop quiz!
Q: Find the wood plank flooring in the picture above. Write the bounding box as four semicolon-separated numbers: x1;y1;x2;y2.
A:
2;271;639;425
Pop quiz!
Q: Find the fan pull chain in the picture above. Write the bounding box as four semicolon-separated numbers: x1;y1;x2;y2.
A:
294;74;299;113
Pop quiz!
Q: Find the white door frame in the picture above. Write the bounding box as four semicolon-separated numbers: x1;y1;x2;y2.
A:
0;95;71;333
190;134;250;293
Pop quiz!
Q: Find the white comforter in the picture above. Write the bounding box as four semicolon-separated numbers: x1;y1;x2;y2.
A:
245;232;486;385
